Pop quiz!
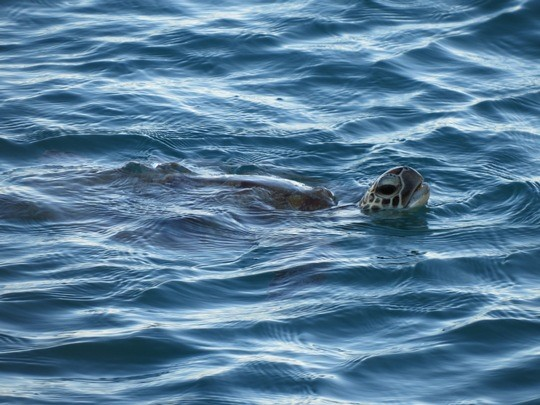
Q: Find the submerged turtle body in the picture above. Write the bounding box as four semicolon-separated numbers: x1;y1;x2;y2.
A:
121;162;336;211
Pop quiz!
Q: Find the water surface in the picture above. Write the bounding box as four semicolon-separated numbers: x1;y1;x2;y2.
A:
1;0;540;403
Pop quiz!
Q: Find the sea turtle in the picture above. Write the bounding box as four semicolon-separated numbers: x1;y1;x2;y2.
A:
119;162;430;212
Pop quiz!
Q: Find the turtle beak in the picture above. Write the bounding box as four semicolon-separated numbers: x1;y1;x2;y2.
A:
407;182;430;208
397;167;430;208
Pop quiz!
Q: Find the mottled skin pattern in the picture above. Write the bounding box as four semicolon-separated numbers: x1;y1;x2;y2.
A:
359;166;430;212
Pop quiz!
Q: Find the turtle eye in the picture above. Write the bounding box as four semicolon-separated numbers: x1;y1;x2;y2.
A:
377;184;397;195
374;173;401;196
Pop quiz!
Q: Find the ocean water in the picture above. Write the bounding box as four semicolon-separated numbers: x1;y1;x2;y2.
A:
1;0;539;403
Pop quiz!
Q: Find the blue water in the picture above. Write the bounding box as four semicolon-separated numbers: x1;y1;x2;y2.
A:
1;0;540;403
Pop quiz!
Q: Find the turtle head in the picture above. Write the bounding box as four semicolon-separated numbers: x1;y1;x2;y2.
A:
359;166;430;212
